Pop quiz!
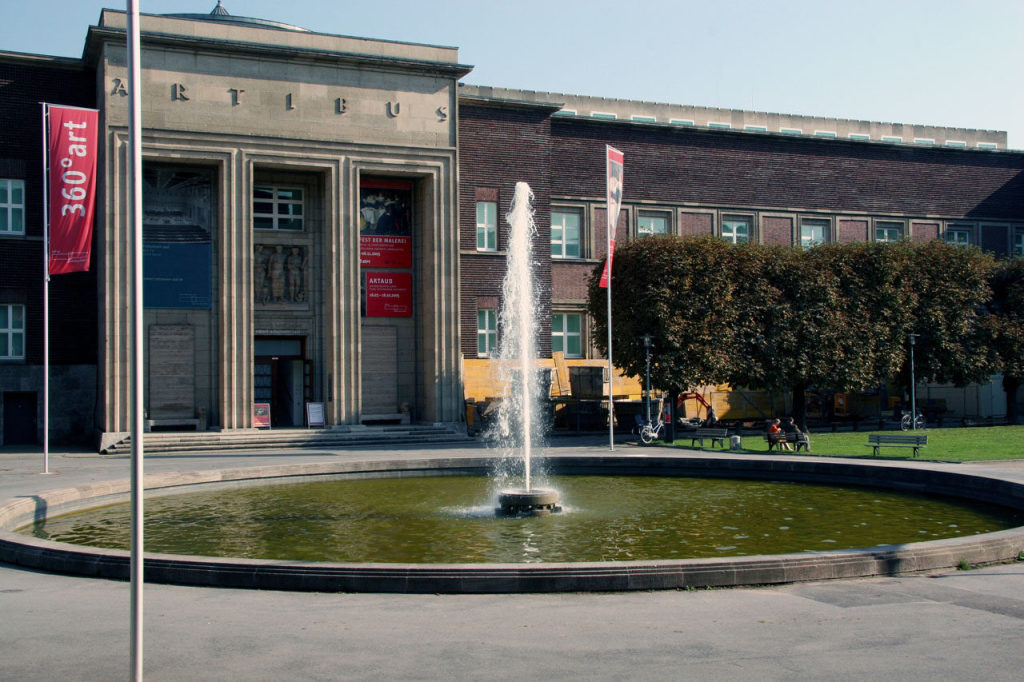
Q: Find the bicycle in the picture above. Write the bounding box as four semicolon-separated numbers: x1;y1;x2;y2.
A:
638;419;664;444
900;410;925;431
634;398;665;444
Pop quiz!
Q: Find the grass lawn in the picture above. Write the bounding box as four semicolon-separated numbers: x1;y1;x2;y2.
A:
668;425;1024;462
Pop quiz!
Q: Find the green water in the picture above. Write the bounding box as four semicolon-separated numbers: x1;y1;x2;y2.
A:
24;475;1022;563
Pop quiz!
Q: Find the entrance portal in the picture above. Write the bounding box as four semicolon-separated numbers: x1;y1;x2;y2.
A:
254;337;308;427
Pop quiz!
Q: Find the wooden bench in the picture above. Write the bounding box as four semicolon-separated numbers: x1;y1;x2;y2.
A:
765;431;810;452
690;428;728;448
867;433;928;457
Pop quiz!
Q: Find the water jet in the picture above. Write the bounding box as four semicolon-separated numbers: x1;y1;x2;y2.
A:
492;181;560;517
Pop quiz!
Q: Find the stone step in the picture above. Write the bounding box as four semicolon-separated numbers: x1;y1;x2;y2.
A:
101;425;472;454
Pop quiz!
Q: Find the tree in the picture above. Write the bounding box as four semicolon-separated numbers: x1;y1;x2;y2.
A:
732;243;886;430
983;258;1024;424
587;235;741;396
903;241;997;397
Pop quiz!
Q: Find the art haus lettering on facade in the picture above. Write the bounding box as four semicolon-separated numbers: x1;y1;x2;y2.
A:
0;4;1022;449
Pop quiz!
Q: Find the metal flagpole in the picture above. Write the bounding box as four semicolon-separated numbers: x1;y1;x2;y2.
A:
127;1;144;679
605;146;615;451
40;103;50;474
604;145;624;451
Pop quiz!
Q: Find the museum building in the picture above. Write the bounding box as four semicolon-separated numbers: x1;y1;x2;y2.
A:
1;6;1023;448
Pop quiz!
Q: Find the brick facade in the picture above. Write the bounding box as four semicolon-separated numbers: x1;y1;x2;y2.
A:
457;102;554;358
0;54;97;443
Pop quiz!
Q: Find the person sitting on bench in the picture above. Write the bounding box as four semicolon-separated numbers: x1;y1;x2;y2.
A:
768;418;792;451
783;416;810;451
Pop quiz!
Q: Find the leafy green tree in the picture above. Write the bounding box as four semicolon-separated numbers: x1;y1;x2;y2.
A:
732;243;888;429
587;235;741;406
903;241;997;397
983;258;1024;423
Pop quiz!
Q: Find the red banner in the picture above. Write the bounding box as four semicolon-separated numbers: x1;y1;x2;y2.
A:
606;145;623;238
47;105;98;275
599;239;615;289
365;271;412;317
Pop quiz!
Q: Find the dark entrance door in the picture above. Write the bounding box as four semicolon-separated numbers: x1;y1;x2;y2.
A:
3;392;37;444
254;337;305;428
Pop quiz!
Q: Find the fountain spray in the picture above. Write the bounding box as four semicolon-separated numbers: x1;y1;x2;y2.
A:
494;182;561;517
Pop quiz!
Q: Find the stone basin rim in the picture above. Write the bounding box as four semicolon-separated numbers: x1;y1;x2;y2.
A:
2;454;1023;594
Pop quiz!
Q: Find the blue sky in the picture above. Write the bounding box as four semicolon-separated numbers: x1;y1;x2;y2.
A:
3;0;1023;148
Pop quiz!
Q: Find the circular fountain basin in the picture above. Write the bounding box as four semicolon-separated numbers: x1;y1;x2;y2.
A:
2;454;1023;593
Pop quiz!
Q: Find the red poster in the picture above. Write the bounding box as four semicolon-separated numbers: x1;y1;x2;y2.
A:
253;403;271;429
366;271;412;317
360;234;413;268
47;105;99;275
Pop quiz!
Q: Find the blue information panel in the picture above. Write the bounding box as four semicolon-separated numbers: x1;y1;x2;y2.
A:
144;242;212;309
141;165;214;309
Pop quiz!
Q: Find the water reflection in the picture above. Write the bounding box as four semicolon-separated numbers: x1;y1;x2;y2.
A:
25;475;1022;564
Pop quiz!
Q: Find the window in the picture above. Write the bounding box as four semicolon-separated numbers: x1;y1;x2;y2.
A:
744;125;768;133
721;215;752;244
814;130;837;138
476;201;497;251
799;219;829;248
1014;231;1024;258
708;122;731;129
1;304;25;359
881;136;902;143
637;212;669;237
551;209;581;259
848;133;870;141
477;308;497;357
0;179;25;235
253;186;303;231
780;128;802;135
945;228;971;246
875;221;903;243
552;313;582;358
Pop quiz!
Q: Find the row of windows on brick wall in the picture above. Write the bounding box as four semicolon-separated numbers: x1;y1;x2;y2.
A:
477;309;582;358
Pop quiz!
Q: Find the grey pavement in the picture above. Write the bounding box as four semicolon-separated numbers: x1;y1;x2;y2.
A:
2;440;1024;681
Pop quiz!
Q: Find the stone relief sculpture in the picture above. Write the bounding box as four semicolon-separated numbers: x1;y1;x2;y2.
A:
269;245;287;302
254;244;270;304
255;244;307;305
287;246;305;303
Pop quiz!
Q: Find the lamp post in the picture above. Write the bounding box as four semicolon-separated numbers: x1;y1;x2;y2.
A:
908;333;918;430
643;334;653;427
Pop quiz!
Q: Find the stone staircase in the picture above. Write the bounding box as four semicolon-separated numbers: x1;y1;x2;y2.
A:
100;423;473;455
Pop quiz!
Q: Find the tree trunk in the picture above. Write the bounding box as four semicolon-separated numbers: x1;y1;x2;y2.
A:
1005;375;1021;426
792;383;808;432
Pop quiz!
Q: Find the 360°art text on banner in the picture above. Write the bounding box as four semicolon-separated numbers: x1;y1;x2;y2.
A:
47;105;99;275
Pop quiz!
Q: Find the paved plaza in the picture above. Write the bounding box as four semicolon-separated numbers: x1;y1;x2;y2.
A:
2;440;1023;680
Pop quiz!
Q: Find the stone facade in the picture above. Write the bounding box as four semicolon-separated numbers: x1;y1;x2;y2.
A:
85;10;469;448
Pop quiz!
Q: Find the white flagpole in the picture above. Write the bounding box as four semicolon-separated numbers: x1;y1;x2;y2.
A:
40;103;50;474
605;146;615;451
127;1;144;679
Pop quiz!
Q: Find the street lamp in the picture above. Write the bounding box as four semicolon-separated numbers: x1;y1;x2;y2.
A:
642;334;653;427
908;333;919;430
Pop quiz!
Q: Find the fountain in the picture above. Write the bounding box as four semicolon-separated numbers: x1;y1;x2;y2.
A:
492;182;561;517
